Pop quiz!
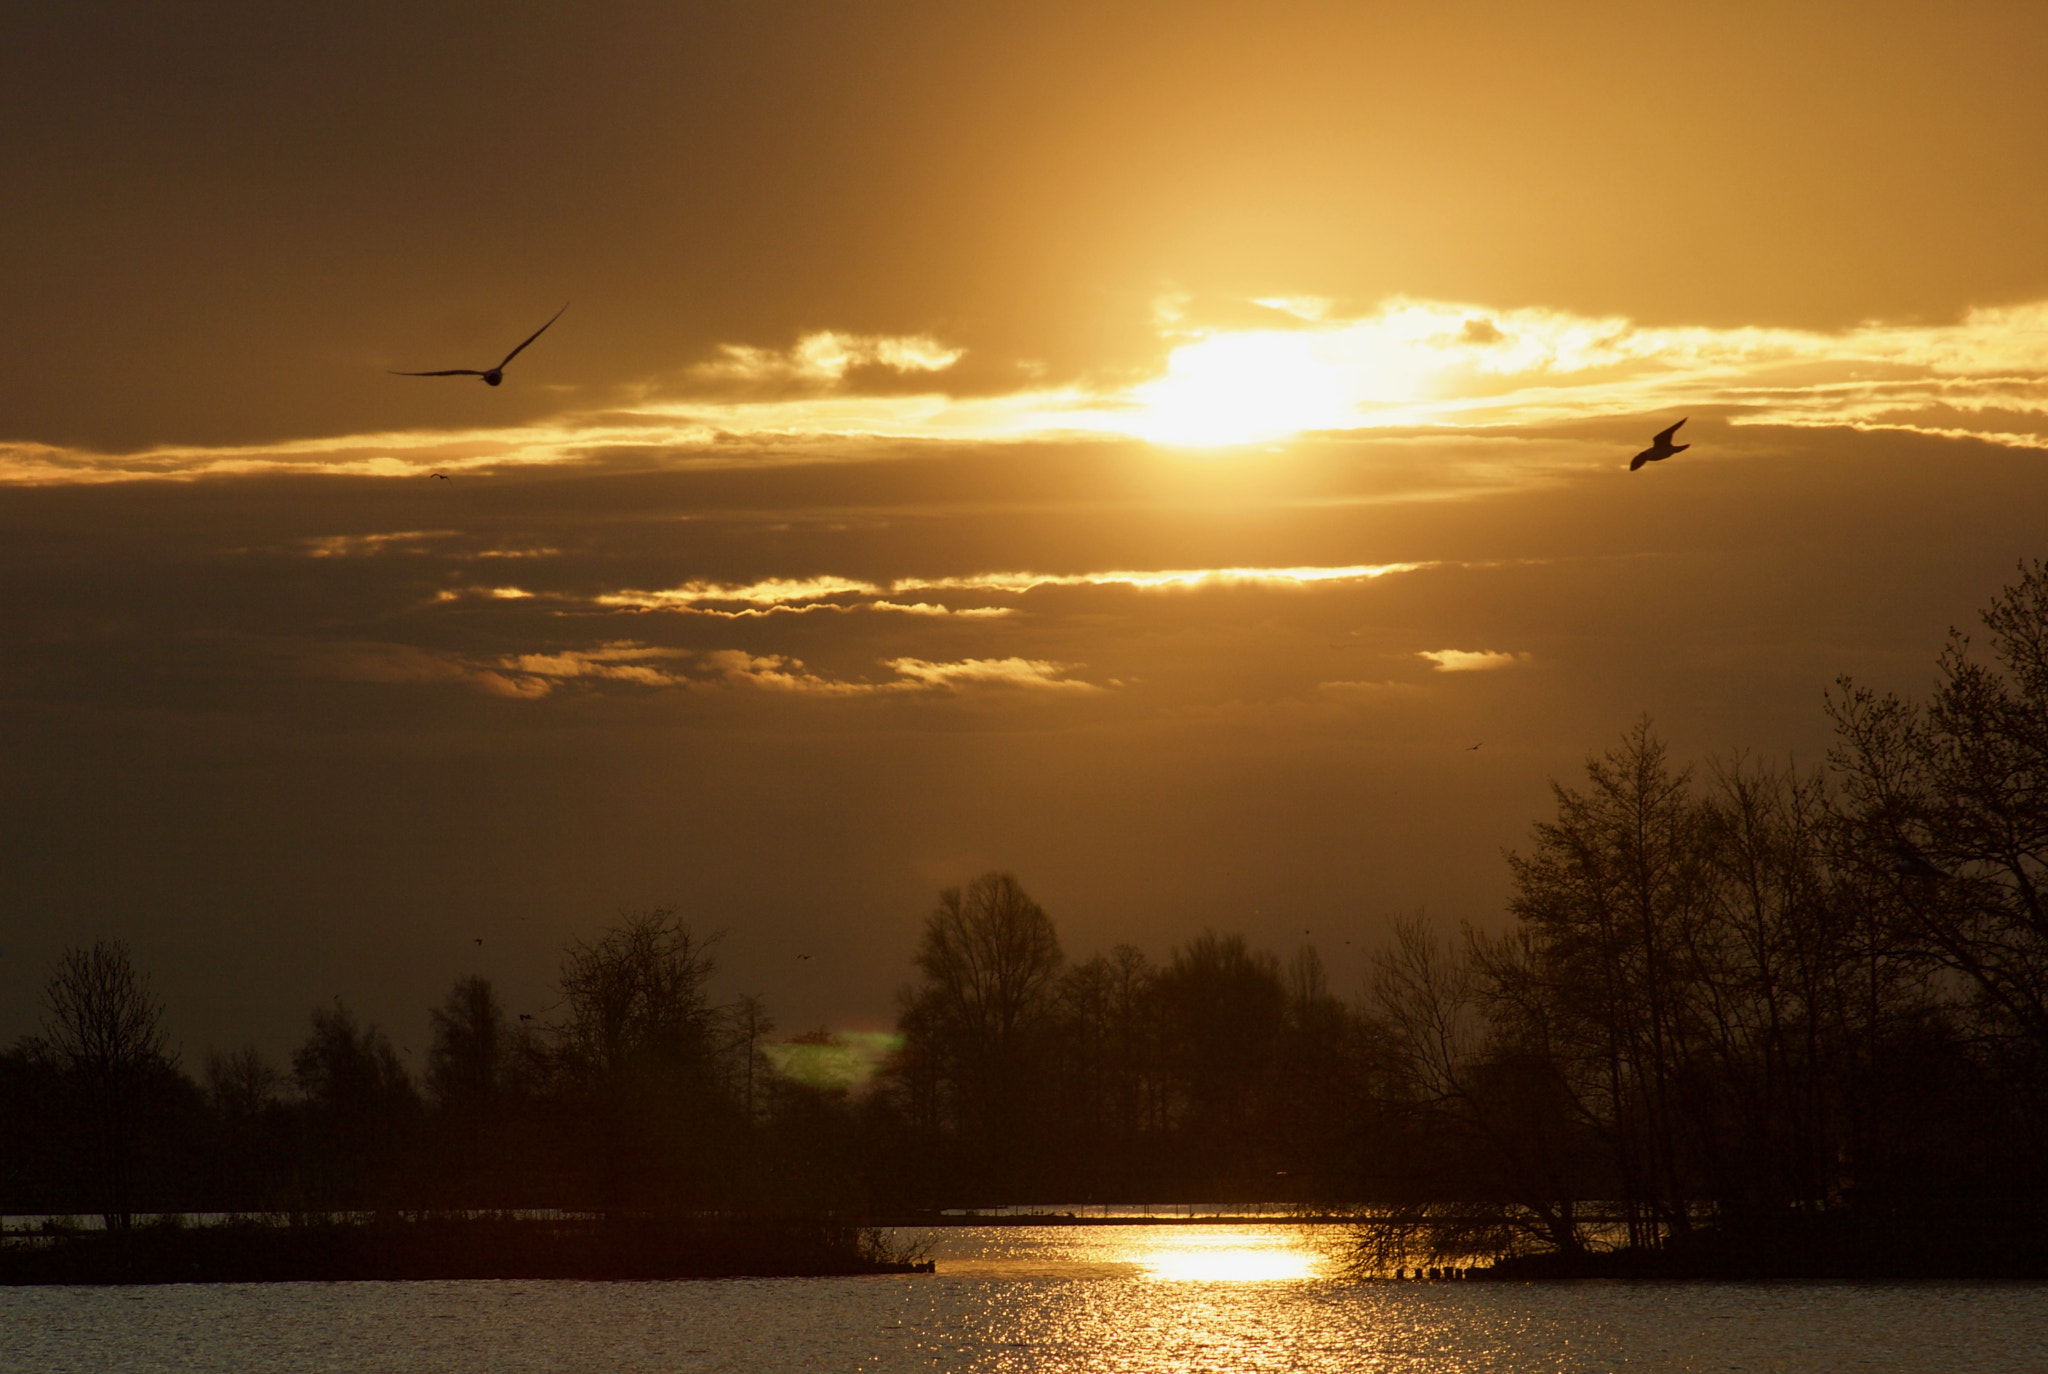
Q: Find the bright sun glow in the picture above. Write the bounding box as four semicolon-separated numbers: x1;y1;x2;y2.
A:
1129;331;1359;445
1125;300;1503;446
1139;1235;1318;1282
18;298;2048;484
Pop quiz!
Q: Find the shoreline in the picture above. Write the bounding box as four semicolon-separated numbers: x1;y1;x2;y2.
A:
0;1216;933;1286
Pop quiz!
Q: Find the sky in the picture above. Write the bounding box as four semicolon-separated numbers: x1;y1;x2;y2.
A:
4;0;2047;1064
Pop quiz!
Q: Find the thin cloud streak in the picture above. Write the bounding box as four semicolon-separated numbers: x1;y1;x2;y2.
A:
694;331;966;384
1419;649;1533;672
300;640;1101;700
12;298;2048;483
577;563;1430;616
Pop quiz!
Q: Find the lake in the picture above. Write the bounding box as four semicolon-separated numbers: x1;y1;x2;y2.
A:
4;1223;2044;1372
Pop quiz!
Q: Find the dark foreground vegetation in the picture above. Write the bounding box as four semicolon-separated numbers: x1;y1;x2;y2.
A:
0;1215;928;1285
7;561;2048;1281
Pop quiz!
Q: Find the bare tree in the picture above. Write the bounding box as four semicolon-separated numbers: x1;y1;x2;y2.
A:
557;909;721;1085
725;993;774;1128
427;976;506;1115
912;874;1064;1067
293;1001;419;1207
1504;719;1710;1239
41;939;169;1229
553;909;726;1210
1830;559;2048;1048
1155;931;1287;1185
901;872;1064;1190
204;1045;283;1121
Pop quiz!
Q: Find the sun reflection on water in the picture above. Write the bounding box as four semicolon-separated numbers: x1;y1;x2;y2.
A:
1134;1230;1321;1282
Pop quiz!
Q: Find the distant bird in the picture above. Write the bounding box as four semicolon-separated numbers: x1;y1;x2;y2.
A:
429;472;451;481
391;304;566;387
1629;418;1689;471
518;1013;534;1023
1891;843;1950;879
473;937;483;945
1466;742;1483;751
797;954;813;961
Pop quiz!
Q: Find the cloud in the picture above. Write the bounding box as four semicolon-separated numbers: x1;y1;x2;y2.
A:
17;295;2048;484
867;601;1014;617
502;642;690;687
301;530;452;557
299;640;700;698
699;650;871;695
1418;649;1532;672
294;641;553;699
302;642;1098;700
909;563;1428;596
701;651;1098;696
597;576;884;611
585;563;1427;618
695;331;965;384
1317;679;1431;698
1250;296;1333;322
883;657;1099;692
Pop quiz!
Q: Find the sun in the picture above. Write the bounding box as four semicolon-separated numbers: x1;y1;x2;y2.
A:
1128;329;1359;446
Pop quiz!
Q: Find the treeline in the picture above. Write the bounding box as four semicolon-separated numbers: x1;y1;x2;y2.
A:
4;916;832;1221
1362;560;2048;1263
6;562;2047;1266
1;898;1382;1222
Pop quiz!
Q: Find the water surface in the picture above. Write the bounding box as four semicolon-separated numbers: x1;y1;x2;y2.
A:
5;1223;2043;1373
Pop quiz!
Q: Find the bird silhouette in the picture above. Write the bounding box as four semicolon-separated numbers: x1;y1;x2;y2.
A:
1466;742;1483;751
473;937;483;945
797;954;813;961
1630;418;1689;471
392;305;566;387
518;1013;534;1023
429;472;451;480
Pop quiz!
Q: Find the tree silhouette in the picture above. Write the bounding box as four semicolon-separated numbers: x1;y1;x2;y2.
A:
1504;719;1707;1243
40;940;169;1229
292;1002;418;1207
1156;931;1287;1192
554;909;726;1211
1830;559;2048;1050
427;976;507;1115
900;872;1064;1194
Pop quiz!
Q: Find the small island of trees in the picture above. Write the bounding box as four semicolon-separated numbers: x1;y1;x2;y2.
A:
5;561;2046;1282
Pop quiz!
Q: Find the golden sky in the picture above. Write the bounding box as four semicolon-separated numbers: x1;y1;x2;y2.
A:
4;0;2046;1054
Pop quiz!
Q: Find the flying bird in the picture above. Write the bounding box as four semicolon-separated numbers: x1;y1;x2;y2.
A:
473;937;483;945
1629;418;1689;471
1466;742;1483;751
391;305;567;387
429;472;451;480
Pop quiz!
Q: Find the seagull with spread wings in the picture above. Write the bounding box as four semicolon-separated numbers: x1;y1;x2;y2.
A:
392;305;566;386
1630;418;1689;471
